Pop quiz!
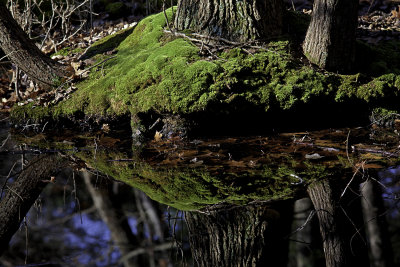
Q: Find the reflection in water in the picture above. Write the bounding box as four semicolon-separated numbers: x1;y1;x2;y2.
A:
0;121;400;266
0;123;190;266
0;165;190;266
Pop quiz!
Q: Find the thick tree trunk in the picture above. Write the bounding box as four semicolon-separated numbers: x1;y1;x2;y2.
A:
0;5;69;89
302;0;359;73
174;0;284;43
185;202;292;267
0;155;65;255
360;179;394;267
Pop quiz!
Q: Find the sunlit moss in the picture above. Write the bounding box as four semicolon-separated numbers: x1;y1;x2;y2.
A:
10;8;400;128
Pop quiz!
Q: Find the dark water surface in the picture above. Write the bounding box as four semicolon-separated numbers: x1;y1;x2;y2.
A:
1;116;400;266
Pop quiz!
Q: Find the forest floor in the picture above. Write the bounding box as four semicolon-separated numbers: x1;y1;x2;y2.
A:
0;1;399;114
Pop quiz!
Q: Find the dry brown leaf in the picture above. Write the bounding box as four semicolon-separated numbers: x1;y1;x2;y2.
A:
391;5;400;19
154;131;163;141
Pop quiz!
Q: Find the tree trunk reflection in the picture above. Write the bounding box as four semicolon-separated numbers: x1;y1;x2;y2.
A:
185;201;293;267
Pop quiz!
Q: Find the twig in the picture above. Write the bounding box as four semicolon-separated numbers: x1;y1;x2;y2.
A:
1;162;17;198
163;30;279;55
340;162;363;199
71;171;82;223
162;0;171;32
0;134;10;150
119;242;176;263
24;217;29;264
6;185;24;201
288;209;316;236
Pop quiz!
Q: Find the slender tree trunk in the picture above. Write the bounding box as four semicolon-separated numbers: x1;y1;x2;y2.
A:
82;171;140;267
0;5;70;89
174;0;284;43
307;180;347;267
0;154;65;255
185;202;292;267
307;178;370;267
360;179;394;267
302;0;359;73
293;197;316;267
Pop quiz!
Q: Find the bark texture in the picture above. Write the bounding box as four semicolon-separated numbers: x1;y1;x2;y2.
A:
308;178;371;267
360;180;394;267
302;0;359;73
307;180;347;267
0;5;69;88
185;202;292;267
0;155;65;255
174;0;284;43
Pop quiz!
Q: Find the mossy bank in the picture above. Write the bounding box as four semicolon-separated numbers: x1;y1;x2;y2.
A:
11;8;400;136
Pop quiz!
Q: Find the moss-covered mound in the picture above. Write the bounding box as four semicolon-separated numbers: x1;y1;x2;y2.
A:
11;8;400;134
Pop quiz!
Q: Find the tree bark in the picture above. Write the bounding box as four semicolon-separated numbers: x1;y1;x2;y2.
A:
185;202;292;267
360;179;394;267
0;4;70;89
307;180;347;267
302;0;359;73
174;0;284;43
0;154;66;255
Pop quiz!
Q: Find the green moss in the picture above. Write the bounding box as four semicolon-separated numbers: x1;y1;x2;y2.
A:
11;9;400;128
72;149;306;210
10;103;51;123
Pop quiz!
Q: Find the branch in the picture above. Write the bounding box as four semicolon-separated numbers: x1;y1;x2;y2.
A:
119;242;176;263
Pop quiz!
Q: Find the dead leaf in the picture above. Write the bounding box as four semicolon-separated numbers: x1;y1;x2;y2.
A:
154;131;163;141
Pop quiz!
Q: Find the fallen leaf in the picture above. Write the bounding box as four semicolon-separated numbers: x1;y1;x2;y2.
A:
154;131;163;141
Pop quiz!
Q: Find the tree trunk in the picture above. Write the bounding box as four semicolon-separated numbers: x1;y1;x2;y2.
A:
0;5;70;89
82;171;140;267
360;179;394;267
174;0;284;43
0;154;66;255
185;202;292;267
307;180;347;267
302;0;359;73
293;197;316;267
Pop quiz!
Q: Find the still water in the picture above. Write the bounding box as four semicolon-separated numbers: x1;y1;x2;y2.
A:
0;114;399;266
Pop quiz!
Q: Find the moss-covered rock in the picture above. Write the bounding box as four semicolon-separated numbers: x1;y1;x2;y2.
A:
10;8;400;136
